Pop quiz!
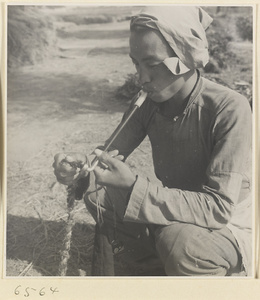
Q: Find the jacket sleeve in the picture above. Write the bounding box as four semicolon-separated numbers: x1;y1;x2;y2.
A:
124;96;252;229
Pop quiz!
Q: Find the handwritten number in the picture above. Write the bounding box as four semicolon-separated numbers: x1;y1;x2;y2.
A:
39;287;45;296
14;285;21;295
24;287;30;297
50;287;59;294
14;286;59;297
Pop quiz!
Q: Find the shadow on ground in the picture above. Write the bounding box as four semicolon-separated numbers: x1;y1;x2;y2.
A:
6;214;165;277
6;214;95;276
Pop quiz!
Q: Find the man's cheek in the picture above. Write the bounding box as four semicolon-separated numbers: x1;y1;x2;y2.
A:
151;81;183;102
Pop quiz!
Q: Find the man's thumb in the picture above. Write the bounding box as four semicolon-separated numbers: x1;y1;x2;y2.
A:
94;149;114;168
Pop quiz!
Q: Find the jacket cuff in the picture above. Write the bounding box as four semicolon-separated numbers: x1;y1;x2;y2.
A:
124;175;148;222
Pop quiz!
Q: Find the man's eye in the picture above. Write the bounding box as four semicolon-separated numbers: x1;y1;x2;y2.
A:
148;63;160;69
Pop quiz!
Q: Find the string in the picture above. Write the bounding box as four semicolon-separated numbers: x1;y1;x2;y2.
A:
95;180;104;226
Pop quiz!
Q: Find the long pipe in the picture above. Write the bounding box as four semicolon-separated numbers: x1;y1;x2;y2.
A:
86;90;148;172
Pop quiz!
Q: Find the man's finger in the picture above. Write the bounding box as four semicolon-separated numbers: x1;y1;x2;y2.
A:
115;155;124;161
54;173;75;185
59;162;76;173
54;153;66;161
94;149;115;169
108;149;119;157
52;153;66;168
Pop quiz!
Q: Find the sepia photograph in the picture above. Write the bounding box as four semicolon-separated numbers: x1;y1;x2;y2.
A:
5;4;254;279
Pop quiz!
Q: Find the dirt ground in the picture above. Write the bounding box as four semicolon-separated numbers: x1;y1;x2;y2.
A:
6;6;253;276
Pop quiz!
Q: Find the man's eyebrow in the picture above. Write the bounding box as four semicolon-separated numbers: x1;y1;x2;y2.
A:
129;54;161;63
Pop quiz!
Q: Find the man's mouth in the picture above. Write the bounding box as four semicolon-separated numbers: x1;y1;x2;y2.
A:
142;87;154;96
145;91;154;99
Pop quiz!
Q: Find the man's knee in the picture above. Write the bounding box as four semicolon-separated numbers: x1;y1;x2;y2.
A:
155;224;202;275
155;224;238;276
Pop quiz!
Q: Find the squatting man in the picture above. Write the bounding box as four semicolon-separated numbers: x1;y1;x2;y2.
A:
53;6;252;276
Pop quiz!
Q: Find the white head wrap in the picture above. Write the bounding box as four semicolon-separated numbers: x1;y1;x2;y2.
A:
130;6;213;75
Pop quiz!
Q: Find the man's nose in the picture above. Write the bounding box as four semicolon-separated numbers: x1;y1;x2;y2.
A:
138;66;151;86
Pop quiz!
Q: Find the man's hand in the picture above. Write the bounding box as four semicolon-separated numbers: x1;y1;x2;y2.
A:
52;152;89;186
93;149;136;190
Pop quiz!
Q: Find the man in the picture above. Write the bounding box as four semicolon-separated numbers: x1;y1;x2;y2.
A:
53;6;252;276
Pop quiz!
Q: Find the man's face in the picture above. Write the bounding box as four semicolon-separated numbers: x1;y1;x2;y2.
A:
129;29;187;103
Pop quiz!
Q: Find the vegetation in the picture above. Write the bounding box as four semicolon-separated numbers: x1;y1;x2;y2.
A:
236;16;253;41
8;6;57;68
116;73;141;101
